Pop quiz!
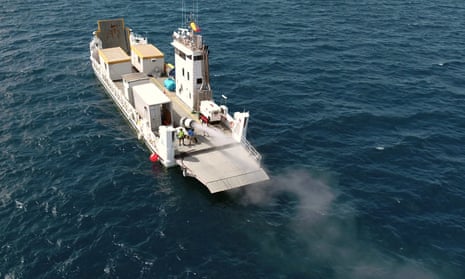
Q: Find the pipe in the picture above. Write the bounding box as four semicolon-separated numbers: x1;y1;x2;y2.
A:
180;117;195;129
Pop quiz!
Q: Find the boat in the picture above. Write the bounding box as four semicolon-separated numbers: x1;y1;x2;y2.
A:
89;17;269;193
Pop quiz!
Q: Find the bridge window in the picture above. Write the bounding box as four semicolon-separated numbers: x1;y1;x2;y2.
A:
176;49;186;60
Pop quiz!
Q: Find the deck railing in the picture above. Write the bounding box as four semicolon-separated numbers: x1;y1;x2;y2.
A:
241;138;262;161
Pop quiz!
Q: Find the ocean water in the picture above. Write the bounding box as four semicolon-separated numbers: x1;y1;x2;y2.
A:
1;0;465;278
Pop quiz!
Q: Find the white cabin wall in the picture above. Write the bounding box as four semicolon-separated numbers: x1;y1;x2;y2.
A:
144;59;164;76
175;53;193;109
131;54;164;76
157;126;176;167
193;59;203;91
103;61;132;81
149;105;161;130
123;79;149;106
131;54;143;72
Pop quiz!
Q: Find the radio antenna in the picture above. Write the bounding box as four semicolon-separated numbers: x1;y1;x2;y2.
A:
181;0;200;29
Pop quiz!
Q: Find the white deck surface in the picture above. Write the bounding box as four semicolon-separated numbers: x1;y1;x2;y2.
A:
174;127;269;193
151;77;269;193
177;143;269;193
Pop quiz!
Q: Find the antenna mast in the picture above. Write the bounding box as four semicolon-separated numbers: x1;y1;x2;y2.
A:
192;0;199;25
181;0;185;27
181;0;200;28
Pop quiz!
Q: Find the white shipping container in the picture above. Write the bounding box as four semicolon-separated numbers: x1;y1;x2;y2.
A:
122;72;150;106
98;47;132;80
133;83;171;131
131;44;165;76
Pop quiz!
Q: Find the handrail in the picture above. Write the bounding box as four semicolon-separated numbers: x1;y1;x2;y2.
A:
240;138;262;161
92;58;160;152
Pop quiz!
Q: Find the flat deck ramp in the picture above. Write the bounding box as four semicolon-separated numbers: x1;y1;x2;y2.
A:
176;140;269;193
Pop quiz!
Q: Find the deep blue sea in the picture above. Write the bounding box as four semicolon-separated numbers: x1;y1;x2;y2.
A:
1;0;465;278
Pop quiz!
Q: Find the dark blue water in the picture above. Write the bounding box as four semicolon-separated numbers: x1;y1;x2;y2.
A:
1;0;465;278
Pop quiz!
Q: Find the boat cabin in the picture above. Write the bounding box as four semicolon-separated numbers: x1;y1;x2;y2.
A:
98;47;132;81
131;44;165;77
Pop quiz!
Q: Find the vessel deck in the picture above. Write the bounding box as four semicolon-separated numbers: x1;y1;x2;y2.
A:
151;77;269;193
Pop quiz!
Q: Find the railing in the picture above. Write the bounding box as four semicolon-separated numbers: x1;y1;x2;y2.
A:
172;31;203;51
241;138;262;161
130;33;148;45
92;57;159;153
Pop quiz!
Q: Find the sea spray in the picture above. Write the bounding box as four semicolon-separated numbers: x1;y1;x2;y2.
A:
191;122;235;146
230;169;440;279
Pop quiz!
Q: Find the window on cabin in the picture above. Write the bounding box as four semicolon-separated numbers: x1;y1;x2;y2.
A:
176;49;186;60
